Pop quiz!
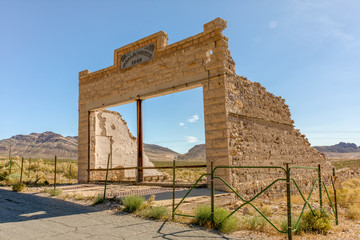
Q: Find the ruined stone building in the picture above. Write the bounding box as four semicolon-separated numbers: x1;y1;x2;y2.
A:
78;18;331;191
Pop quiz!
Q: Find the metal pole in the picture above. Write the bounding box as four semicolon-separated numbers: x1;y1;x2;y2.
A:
137;99;143;182
54;156;57;190
333;167;338;225
211;161;214;226
9;145;12;175
286;163;293;240
172;158;176;220
20;157;24;183
318;164;323;209
28;157;31;179
88;111;91;182
103;154;110;199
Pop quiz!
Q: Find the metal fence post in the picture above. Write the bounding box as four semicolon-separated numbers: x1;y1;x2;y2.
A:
211;161;214;226
103;154;110;199
20;157;24;183
8;145;12;175
28;157;31;179
318;164;323;209
286;163;293;240
172;158;176;220
332;167;338;225
54;156;57;190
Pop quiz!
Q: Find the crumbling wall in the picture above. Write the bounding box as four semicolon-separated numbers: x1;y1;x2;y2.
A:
90;109;160;181
224;74;333;194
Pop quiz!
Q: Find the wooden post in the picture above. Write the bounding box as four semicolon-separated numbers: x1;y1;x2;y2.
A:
137;99;143;182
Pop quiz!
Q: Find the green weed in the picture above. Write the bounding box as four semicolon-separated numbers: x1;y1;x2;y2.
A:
194;205;239;233
122;195;145;213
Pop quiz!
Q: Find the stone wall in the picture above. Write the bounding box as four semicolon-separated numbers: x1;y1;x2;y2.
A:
89;110;160;181
79;17;332;191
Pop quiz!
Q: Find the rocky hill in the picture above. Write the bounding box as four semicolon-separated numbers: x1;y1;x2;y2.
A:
314;142;360;153
177;144;206;161
143;143;178;162
0;131;78;159
314;142;360;159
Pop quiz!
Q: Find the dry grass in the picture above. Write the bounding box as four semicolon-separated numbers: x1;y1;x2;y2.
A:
152;160;206;182
0;158;78;186
329;178;360;208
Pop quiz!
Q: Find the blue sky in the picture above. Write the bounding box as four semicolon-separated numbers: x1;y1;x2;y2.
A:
0;0;359;153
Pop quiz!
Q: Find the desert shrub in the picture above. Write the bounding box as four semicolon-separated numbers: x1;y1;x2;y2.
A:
329;178;360;208
93;194;106;205
259;205;272;217
241;215;267;232
0;169;9;181
12;182;26;192
64;163;78;179
194;205;239;233
142;206;169;220
301;209;332;234
122;195;145;213
347;205;360;220
280;216;304;235
45;188;62;196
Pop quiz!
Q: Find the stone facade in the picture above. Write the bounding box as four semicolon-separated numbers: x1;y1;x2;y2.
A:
79;18;331;190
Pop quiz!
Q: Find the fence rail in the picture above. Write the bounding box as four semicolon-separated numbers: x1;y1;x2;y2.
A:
172;162;338;240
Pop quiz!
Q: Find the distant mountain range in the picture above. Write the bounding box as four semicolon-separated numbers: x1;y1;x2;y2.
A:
314;142;360;160
1;132;358;161
0;132;78;159
314;142;360;153
0;131;205;162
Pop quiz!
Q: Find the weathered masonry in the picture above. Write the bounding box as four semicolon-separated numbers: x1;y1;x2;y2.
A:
79;18;331;190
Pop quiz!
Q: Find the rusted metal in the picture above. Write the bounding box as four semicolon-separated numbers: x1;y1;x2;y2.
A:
20;157;24;183
87;111;91;182
172;158;176;220
54;156;57;190
88;164;206;171
137;99;143;182
318;164;323;209
332;167;339;225
103;154;110;199
286;163;293;240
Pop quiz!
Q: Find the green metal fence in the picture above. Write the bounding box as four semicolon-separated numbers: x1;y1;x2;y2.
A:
172;163;338;240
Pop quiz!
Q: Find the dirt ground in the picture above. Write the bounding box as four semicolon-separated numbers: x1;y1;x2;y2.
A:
3;183;358;240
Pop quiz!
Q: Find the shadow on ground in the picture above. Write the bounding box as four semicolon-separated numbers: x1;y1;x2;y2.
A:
0;188;99;224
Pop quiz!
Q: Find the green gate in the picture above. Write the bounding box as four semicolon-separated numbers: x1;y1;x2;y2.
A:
172;163;338;240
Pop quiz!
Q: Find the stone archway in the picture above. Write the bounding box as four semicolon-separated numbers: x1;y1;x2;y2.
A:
79;18;330;191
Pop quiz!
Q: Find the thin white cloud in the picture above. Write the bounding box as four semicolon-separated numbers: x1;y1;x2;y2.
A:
179;122;185;127
186;136;198;143
187;114;199;123
269;20;278;29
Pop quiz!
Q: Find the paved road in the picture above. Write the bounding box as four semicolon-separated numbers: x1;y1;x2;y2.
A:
0;188;236;240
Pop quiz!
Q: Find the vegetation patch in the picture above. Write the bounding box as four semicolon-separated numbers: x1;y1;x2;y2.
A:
280;216;304;235
330;178;360;208
152;161;206;182
301;209;332;234
93;194;106;205
45;188;63;196
122;195;145;213
240;215;267;232
140;206;169;220
347;205;360;220
12;182;26;192
331;159;360;170
194;205;239;233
